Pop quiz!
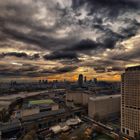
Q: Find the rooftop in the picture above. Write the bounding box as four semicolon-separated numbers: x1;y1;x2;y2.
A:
29;99;55;105
89;94;121;101
22;109;65;122
126;65;140;71
0;119;21;132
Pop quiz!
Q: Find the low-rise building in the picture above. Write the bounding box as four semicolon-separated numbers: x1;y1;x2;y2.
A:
28;99;59;111
0;101;11;111
88;94;121;119
66;90;95;107
12;108;40;118
12;99;59;119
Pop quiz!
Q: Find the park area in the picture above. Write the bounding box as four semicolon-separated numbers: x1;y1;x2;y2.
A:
94;134;114;140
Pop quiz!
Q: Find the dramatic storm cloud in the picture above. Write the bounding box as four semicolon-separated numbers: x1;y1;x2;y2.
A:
0;0;140;81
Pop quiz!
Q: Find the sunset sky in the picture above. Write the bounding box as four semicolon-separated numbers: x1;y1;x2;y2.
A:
0;0;140;82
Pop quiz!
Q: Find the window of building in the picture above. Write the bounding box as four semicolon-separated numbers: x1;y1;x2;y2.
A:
134;132;137;138
126;130;129;135
122;128;125;133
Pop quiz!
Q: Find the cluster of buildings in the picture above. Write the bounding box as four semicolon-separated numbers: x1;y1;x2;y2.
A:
0;65;140;140
0;80;69;96
77;74;98;88
66;65;140;139
50;117;82;134
0;90;50;111
66;89;121;120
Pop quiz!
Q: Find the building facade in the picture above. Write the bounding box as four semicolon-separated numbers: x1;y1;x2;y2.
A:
121;65;140;138
66;90;94;106
88;95;120;119
78;74;83;87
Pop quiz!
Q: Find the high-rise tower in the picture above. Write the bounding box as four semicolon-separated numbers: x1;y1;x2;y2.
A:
121;65;140;138
78;74;83;87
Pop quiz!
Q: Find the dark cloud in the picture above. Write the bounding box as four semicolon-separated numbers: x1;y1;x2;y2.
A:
111;48;140;61
55;66;78;74
0;64;77;77
107;67;125;72
0;0;139;52
66;39;101;52
43;39;101;62
43;51;78;60
32;53;40;59
120;19;140;38
1;26;78;52
0;52;28;58
95;19;140;49
94;67;106;73
94;66;125;73
0;0;139;79
86;0;140;8
0;52;40;60
84;0;140;18
31;66;77;77
0;1;54;33
0;64;40;77
1;27;48;49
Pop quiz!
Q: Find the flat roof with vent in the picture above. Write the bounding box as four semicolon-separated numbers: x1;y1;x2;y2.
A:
126;65;140;71
29;99;55;105
89;94;121;101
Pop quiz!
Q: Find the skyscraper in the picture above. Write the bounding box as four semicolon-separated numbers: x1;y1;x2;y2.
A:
93;78;97;84
84;76;87;83
78;74;83;87
121;65;140;138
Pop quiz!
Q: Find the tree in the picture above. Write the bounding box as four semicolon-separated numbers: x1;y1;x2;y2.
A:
135;131;140;140
93;113;100;122
23;130;36;140
0;108;10;122
26;124;38;132
59;134;71;140
75;132;91;140
23;134;33;140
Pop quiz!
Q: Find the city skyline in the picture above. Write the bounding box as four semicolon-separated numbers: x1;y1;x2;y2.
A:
0;0;140;81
